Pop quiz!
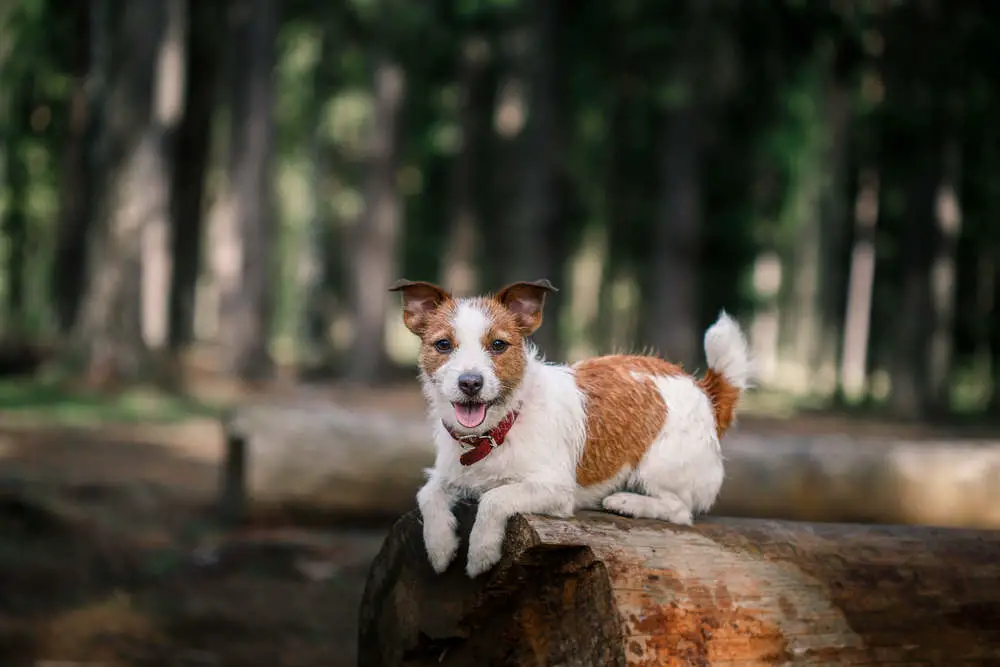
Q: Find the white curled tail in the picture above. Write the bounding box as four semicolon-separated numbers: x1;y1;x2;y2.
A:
699;310;752;436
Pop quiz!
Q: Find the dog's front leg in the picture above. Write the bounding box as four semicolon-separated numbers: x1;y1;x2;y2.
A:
417;477;461;574
466;481;574;578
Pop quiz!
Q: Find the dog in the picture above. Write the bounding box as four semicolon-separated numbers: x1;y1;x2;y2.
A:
390;278;752;578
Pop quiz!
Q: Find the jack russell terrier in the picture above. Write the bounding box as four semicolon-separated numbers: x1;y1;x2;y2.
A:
390;278;752;578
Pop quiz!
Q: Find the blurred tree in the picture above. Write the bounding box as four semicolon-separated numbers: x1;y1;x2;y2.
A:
881;0;960;417
0;0;996;419
345;0;406;383
215;0;280;380
441;33;490;296
168;0;224;351
640;0;712;371
299;13;339;356
74;0;171;382
51;0;93;335
498;0;566;358
140;0;186;353
1;71;30;330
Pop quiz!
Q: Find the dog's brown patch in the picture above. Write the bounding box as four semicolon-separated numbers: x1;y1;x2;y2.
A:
698;369;741;438
574;356;683;487
416;300;459;378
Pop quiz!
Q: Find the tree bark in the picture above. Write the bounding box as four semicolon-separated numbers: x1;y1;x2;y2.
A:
168;0;222;351
499;0;565;358
992;260;1000;412
927;137;962;410
359;510;1000;666
74;0;168;383
1;75;29;330
884;0;945;419
441;36;490;296
345;56;406;383
51;0;93;334
299;21;340;358
888;149;937;418
816;81;852;385
215;0;279;379
641;0;710;371
839;168;880;400
140;0;186;352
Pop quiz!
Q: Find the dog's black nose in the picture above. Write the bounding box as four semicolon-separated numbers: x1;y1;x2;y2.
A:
458;373;484;397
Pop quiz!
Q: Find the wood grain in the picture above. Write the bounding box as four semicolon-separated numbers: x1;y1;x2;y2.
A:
358;507;1000;666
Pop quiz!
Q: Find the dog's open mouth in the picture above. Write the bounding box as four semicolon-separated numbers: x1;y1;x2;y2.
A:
452;401;488;429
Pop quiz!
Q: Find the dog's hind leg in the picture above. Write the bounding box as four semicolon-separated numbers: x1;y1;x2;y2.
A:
601;490;693;524
606;373;725;524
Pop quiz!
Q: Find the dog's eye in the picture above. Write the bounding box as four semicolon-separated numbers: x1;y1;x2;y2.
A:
433;339;452;353
489;339;509;354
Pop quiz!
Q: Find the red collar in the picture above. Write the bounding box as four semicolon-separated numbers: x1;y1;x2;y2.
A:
444;410;520;466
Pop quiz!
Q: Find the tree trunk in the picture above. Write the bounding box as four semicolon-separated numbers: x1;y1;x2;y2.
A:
140;0;187;352
74;0;168;383
441;36;490;296
888;150;937;418
499;0;564;358
839;168;880;400
359;510;1000;666
992;255;1000;411
51;0;93;334
926;137;962;411
749;251;783;385
345;57;406;383
215;0;279;380
816;81;852;385
884;0;943;419
299;23;340;358
1;77;29;331
642;1;710;371
168;0;222;351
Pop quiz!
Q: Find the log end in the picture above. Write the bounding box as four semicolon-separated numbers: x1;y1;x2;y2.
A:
358;504;625;667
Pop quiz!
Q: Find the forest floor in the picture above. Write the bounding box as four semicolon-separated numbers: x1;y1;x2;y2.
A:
1;362;998;667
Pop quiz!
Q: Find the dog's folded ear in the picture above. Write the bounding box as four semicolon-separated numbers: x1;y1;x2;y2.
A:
389;279;452;334
496;280;559;335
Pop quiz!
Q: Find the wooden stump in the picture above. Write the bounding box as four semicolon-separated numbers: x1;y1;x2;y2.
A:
358;507;1000;666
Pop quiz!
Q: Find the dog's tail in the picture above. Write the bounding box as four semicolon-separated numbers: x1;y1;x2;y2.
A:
697;310;753;438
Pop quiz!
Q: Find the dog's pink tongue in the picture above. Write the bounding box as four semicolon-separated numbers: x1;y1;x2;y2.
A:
454;402;487;428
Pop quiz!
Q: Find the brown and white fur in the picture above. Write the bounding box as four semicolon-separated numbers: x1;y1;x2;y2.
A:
390;278;752;578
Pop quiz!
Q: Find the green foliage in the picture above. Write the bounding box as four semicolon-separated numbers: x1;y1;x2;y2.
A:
0;378;221;426
2;0;1000;415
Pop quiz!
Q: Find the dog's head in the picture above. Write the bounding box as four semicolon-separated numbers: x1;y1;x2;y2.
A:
389;279;558;433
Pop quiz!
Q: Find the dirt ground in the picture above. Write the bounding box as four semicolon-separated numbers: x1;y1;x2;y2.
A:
0;378;398;667
1;375;997;667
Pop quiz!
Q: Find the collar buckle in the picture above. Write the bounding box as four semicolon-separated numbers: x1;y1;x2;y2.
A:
454;432;497;451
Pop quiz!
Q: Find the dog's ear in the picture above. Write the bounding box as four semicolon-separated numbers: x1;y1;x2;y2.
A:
496;279;559;335
389;279;452;335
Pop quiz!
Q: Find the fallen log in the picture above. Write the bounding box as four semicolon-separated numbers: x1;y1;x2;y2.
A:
219;401;432;523
218;401;1000;528
358;507;1000;666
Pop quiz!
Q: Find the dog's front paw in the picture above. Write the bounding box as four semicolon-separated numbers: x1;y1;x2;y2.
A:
423;514;459;574
465;519;504;578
